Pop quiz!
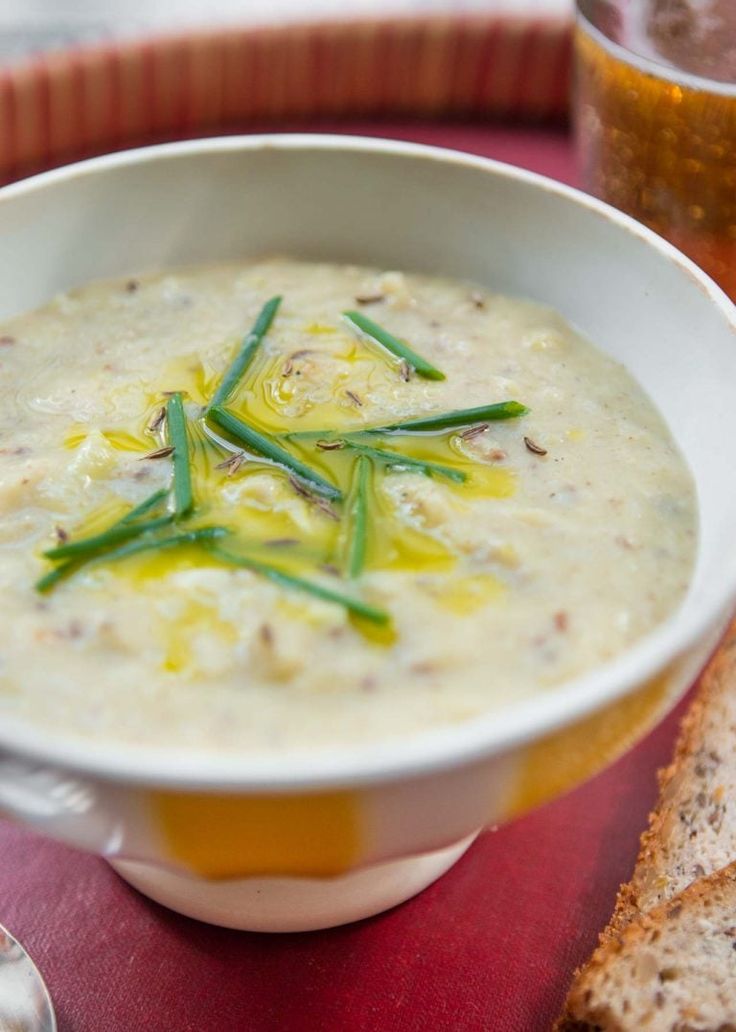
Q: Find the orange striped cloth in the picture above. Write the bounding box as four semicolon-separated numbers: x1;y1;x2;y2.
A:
0;14;571;184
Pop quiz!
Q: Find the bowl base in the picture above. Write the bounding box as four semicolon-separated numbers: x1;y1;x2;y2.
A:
110;831;479;932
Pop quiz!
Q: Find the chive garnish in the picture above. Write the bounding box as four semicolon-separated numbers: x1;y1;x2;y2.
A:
119;487;170;524
35;489;171;591
368;401;528;434
166;392;193;519
35;560;83;593
209;546;389;625
42;514;174;562
99;526;231;565
209;296;282;409
207;405;342;501
34;280;525;644
35;526;230;593
345;454;370;578
343;310;445;381
339;440;466;483
287;401;528;442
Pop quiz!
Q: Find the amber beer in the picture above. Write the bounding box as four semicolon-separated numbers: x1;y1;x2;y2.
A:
575;0;736;299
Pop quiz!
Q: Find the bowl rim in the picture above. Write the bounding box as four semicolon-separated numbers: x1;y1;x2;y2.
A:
1;132;735;790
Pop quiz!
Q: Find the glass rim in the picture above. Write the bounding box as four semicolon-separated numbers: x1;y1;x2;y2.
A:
576;3;736;98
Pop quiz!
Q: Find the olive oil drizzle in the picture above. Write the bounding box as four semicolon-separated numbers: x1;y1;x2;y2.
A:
36;294;528;634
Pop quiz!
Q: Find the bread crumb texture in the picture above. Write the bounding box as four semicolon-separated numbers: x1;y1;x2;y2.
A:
557;862;736;1032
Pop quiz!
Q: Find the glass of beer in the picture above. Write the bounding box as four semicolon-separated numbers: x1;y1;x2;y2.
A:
575;0;736;300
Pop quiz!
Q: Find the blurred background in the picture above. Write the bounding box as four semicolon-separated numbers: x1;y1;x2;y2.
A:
0;0;573;189
0;0;567;61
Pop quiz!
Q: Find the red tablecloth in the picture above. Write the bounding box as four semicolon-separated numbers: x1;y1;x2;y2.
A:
0;122;686;1032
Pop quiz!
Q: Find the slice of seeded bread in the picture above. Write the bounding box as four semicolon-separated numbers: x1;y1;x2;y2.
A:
605;627;736;939
557;862;736;1032
556;621;736;1031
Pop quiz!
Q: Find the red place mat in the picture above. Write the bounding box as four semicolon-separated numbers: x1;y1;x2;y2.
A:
0;122;690;1032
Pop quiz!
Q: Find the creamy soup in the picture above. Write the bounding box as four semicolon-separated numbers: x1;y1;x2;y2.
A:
0;260;696;753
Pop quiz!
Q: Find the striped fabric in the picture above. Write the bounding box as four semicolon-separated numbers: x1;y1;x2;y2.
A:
0;15;571;184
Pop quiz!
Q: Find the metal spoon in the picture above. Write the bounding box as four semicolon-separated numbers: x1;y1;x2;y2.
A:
0;925;55;1032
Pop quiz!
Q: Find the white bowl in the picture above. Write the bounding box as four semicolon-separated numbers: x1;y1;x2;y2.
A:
0;135;734;931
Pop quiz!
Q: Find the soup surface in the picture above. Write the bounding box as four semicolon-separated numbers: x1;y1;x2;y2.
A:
0;260;696;753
